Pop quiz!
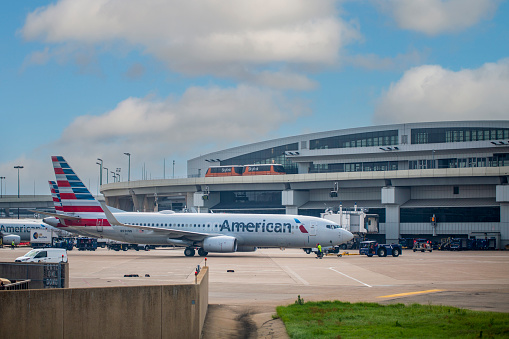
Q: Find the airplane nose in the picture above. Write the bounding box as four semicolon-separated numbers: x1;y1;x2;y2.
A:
343;229;354;242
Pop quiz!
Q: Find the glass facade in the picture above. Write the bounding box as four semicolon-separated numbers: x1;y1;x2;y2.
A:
310;161;398;173
310;130;398;150
213;191;283;212
400;207;500;223
221;143;299;174
408;153;509;169
411;127;509;144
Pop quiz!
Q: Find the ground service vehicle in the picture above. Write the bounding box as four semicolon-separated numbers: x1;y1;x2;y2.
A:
76;238;97;251
359;241;402;257
15;248;68;263
413;238;433;252
30;229;57;248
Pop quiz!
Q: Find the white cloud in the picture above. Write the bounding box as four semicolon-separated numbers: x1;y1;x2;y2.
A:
4;85;309;195
374;59;509;124
21;0;360;88
382;0;500;35
59;85;308;155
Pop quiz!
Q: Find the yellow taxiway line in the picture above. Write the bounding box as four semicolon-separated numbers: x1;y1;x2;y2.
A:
377;289;444;299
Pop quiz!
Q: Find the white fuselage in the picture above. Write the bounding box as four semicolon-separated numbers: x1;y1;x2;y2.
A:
53;211;352;248
0;219;49;242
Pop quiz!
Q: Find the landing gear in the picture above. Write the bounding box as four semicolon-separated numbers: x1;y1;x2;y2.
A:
184;248;196;257
198;248;208;257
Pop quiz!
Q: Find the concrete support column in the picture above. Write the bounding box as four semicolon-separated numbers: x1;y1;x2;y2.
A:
143;196;157;212
496;185;509;248
384;205;401;244
381;187;410;244
282;190;309;215
129;190;141;212
500;203;509;249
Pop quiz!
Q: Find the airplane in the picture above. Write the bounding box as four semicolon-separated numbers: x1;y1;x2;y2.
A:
0;218;51;245
42;156;353;256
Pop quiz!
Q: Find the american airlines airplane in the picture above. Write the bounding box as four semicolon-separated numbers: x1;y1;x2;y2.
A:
0;219;50;245
42;156;353;256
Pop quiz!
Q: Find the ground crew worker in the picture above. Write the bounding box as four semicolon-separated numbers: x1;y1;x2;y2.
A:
316;243;322;259
11;240;15;249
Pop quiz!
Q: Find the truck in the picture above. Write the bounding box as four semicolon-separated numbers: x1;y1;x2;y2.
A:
30;229;57;248
359;241;402;257
15;248;68;263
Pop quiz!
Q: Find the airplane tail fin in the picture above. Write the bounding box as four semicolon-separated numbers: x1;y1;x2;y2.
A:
51;156;110;227
48;180;63;213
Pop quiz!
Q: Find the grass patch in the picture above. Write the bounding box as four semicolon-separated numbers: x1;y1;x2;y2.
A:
276;300;509;338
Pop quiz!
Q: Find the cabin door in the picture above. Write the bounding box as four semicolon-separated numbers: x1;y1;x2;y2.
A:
309;222;316;236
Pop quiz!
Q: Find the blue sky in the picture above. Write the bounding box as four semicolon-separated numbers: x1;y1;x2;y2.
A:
1;0;508;195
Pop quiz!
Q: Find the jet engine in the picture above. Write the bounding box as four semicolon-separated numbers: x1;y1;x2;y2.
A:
2;234;21;245
203;236;237;253
236;246;257;252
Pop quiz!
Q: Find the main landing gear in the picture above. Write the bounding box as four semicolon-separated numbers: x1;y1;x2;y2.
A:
184;247;209;257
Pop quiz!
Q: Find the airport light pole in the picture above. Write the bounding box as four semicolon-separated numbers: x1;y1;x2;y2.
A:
124;153;131;182
104;167;109;184
0;176;5;198
14;165;23;219
97;158;103;186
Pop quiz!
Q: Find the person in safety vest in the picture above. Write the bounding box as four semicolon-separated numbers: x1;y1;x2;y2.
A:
316;243;322;259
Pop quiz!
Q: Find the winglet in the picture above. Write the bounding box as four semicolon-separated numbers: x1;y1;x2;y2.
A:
99;201;124;226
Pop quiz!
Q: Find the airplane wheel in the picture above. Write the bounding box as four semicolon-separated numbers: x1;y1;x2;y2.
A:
198;248;208;256
184;248;196;257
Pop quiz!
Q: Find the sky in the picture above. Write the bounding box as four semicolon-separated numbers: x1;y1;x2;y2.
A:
1;0;508;196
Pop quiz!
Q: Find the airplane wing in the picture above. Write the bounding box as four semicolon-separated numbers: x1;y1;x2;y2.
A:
29;210;81;221
99;202;213;242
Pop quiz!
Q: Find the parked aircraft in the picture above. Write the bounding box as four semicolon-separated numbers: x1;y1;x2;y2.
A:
42;156;353;256
0;219;49;245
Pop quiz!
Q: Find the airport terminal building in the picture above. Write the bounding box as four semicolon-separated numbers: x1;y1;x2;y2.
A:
101;121;509;247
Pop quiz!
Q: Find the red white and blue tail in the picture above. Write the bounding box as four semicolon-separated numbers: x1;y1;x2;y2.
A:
51;156;110;227
48;180;63;213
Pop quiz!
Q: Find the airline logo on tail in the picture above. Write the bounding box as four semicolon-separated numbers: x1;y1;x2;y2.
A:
51;156;110;227
49;181;63;213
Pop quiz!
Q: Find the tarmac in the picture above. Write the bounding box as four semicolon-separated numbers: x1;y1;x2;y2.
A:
1;246;508;338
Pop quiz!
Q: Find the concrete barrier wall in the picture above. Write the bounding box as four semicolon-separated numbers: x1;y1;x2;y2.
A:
0;262;69;289
0;266;208;339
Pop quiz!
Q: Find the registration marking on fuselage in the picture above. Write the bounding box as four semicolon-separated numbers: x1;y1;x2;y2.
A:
377;289;444;299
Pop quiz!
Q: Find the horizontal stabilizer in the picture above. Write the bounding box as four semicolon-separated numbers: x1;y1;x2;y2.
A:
29;210;81;220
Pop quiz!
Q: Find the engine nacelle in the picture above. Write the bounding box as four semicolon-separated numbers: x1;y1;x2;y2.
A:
2;234;21;245
203;236;237;253
236;246;257;252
